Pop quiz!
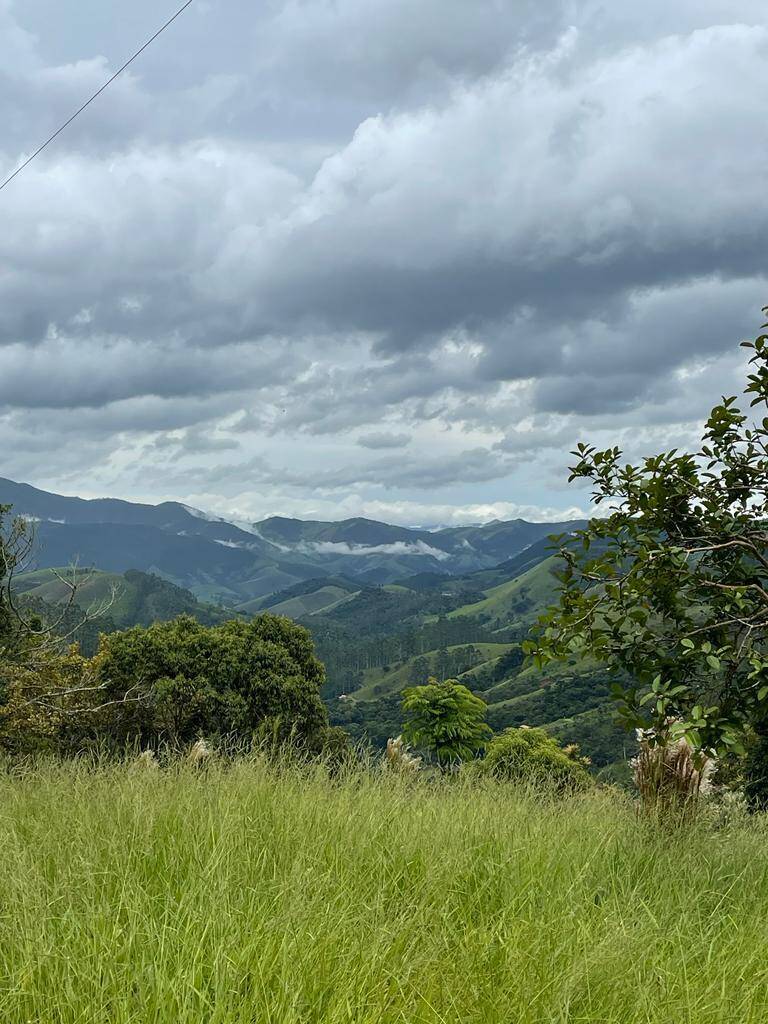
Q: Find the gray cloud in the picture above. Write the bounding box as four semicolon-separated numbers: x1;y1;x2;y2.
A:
1;1;766;521
303;448;516;492
357;432;411;450
150;428;241;461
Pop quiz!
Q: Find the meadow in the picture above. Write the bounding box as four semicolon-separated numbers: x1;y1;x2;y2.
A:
0;759;766;1023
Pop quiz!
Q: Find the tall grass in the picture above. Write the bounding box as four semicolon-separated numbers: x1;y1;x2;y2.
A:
0;757;767;1023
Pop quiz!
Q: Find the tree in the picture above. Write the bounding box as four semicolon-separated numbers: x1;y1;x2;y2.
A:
408;656;430;686
0;643;92;754
0;504;25;661
474;726;592;793
90;613;331;749
528;307;768;782
1;506;119;665
401;677;491;766
1;507;126;736
434;647;451;681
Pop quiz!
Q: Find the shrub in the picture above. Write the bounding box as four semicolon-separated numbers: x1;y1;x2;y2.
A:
474;726;592;792
0;643;90;754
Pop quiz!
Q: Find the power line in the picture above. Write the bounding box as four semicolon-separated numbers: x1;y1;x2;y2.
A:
0;0;195;194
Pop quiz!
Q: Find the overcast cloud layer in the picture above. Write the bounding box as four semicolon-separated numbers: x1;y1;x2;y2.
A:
1;0;767;525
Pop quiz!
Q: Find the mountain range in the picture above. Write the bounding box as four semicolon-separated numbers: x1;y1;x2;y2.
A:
0;477;585;605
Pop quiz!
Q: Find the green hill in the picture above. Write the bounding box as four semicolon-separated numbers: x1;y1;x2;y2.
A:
447;556;559;624
318;552;633;769
14;567;226;631
12;542;630;769
266;585;360;619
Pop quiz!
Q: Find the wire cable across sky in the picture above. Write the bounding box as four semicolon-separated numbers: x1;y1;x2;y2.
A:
0;0;195;194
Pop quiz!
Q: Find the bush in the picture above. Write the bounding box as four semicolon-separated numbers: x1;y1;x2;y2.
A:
474;726;592;792
0;643;91;754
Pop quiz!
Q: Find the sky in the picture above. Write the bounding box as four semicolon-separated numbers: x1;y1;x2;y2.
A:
1;0;767;527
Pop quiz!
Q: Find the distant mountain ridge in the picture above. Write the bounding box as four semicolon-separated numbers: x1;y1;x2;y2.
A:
0;477;586;604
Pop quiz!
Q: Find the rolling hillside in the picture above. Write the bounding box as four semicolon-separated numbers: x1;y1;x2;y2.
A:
2;476;623;766
9;520;626;767
353;642;516;700
315;555;628;769
446;556;560;625
239;576;362;617
14;567;225;630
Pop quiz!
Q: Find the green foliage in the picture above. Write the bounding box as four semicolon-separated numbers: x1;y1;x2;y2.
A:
469;645;525;691
92;613;330;749
744;725;768;811
313;609;505;697
0;642;98;755
329;692;403;748
13;567;225;634
310;554;614;764
354;643;514;701
474;726;592;792
401;676;491;765
14;593;115;657
447;557;560;624
409;654;430;686
529;307;768;763
547;706;633;770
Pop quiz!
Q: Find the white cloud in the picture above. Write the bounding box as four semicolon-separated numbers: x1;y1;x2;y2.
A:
291;539;451;559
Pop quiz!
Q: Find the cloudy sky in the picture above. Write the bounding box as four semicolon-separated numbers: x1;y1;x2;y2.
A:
1;0;767;526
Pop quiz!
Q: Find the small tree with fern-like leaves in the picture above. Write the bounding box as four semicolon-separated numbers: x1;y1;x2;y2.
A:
401;677;491;768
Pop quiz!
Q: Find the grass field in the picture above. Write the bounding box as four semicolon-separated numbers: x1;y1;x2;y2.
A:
266;585;360;619
0;759;767;1023
446;557;559;623
13;566;127;609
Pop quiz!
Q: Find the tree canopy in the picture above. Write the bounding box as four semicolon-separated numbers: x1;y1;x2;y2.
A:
529;307;768;768
91;613;331;749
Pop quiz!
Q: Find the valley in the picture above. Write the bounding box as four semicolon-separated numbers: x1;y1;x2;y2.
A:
3;476;626;770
